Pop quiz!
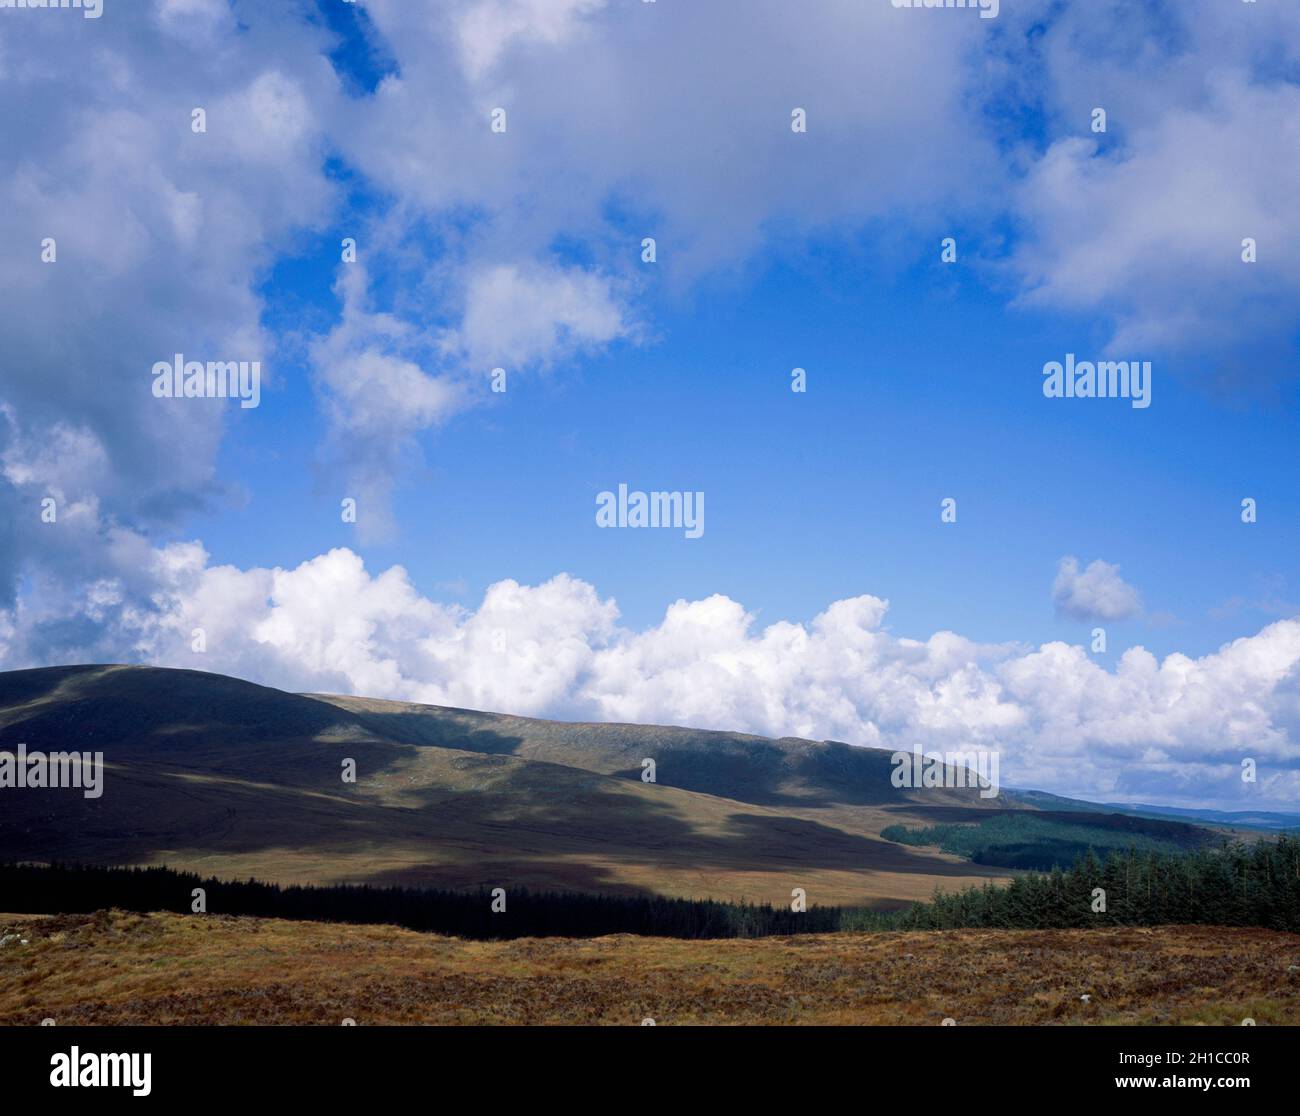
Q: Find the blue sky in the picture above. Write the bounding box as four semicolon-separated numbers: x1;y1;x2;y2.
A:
199;201;1300;658
2;0;1300;809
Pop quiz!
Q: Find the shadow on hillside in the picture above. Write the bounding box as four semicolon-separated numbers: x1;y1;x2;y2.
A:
340;707;527;756
345;704;975;811
0;666;1004;898
359;857;650;897
0;664;370;748
879;804;1020;824
0;743;998;893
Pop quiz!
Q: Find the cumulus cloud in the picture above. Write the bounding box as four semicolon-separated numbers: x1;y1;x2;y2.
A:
446;262;632;369
1012;76;1300;355
9;0;1299;565
155;0;237;44
0;3;340;596
455;0;608;79
292;0;995;504
310;265;467;540
1;545;1296;810
1052;557;1143;622
1000;0;1300;364
342;0;999;272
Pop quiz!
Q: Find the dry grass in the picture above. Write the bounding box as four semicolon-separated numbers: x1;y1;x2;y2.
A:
3;910;1297;1026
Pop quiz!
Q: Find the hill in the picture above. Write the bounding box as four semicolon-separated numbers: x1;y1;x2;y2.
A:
0;664;1209;906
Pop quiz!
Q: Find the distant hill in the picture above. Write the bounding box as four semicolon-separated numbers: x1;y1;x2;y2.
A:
1103;803;1300;832
0;664;1219;907
999;789;1295;835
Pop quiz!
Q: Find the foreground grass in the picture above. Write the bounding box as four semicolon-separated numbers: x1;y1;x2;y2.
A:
2;911;1298;1025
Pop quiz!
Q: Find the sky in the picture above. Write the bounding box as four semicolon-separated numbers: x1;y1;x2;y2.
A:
1;0;1299;810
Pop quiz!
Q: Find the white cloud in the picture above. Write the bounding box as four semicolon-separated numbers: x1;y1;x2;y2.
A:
455;0;608;79
446;262;631;369
345;0;999;273
3;544;1296;810
6;1;1300;563
287;0;994;508
1052;556;1142;622
12;0;1298;570
155;0;237;46
1001;1;1300;359
306;253;630;531
1012;76;1300;354
0;5;339;592
310;265;466;540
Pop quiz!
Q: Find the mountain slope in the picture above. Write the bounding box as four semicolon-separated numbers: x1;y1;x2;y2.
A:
0;665;1040;905
310;690;1003;811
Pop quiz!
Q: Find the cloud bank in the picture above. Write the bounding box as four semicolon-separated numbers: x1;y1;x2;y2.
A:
1;543;1296;811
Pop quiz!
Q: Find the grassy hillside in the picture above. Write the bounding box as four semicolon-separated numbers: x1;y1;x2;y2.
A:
0;665;1023;906
3;909;1296;1025
0;664;1216;908
311;690;1001;810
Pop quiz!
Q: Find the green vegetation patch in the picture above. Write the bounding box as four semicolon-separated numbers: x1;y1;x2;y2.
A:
881;810;1214;870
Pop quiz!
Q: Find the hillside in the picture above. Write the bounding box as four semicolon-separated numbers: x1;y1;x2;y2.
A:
0;664;1182;906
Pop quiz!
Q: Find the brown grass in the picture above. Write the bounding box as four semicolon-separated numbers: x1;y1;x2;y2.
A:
3;910;1297;1026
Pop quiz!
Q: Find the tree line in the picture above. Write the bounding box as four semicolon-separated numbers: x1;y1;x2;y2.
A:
4;837;1298;939
846;836;1300;932
0;862;840;939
